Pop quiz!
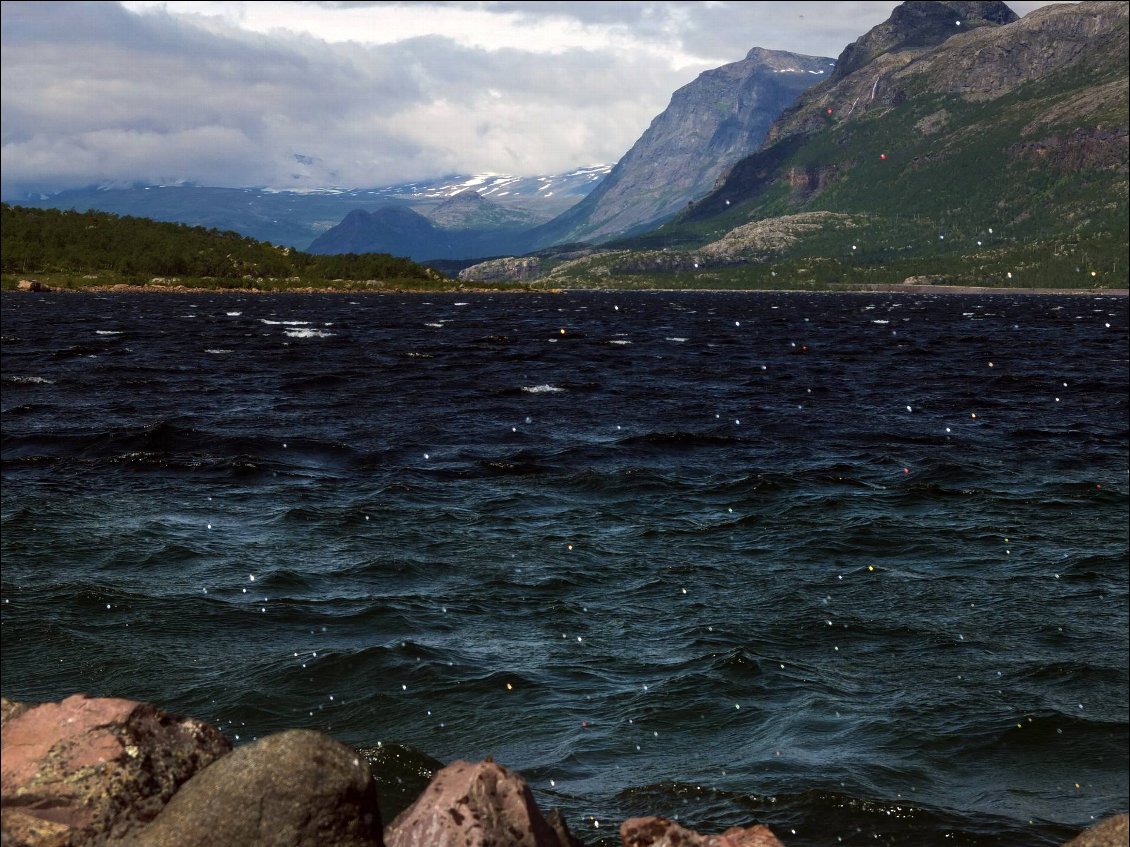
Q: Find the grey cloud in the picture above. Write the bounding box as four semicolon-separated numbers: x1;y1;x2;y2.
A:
2;0;1070;197
2;1;693;196
345;1;1066;62
333;1;899;60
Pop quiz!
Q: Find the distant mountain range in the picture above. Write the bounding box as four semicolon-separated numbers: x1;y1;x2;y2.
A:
460;0;1129;289
12;166;611;254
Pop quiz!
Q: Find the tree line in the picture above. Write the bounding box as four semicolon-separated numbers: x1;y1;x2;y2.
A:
1;204;443;284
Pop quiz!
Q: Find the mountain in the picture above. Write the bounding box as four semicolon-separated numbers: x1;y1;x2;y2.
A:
10;166;611;253
462;0;1128;290
523;47;835;248
306;207;442;257
304;201;541;261
426;191;535;230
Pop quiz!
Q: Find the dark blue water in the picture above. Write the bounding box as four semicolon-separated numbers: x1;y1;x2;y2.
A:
2;290;1127;846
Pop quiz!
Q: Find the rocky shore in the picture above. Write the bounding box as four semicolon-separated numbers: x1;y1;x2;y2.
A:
1;694;1125;847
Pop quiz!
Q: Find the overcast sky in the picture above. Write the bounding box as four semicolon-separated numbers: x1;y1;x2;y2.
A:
1;1;1066;197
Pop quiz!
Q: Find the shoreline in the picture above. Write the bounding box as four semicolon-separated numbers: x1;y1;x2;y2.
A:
7;282;1128;296
2;692;1125;847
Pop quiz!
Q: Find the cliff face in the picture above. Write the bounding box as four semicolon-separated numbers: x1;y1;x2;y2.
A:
527;47;834;247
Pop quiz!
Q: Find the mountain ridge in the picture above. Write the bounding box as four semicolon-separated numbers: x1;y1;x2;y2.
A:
519;47;835;249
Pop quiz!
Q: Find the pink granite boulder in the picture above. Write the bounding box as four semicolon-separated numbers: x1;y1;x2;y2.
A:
1062;813;1129;847
384;758;576;847
620;816;785;847
0;693;230;846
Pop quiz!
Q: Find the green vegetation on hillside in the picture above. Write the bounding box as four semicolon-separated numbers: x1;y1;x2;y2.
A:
0;204;464;292
605;58;1128;290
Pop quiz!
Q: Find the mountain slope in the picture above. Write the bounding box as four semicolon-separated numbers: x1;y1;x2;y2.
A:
524;47;835;248
462;0;1129;290
685;0;1127;228
306;207;441;256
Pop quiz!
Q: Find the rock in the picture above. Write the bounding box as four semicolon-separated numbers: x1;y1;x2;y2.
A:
0;693;230;845
122;729;382;847
384;759;573;847
620;816;785;847
697;211;857;263
1062;814;1129;847
458;256;542;283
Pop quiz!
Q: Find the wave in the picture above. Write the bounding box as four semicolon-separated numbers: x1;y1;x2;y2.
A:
284;328;335;338
619;431;745;449
522;384;565;394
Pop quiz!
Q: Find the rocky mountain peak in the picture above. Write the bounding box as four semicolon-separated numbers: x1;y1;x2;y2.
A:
830;0;1018;82
762;0;1034;145
525;47;834;248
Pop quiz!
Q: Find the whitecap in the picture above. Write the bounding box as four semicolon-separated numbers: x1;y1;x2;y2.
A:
226;311;242;317
871;320;890;325
260;319;311;325
284;328;335;339
96;330;122;335
666;337;688;342
424;323;444;328
5;375;55;384
522;385;564;394
205;349;234;354
607;339;632;345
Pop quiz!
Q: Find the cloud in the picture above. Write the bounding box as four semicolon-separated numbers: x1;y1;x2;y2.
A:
0;0;1071;197
2;1;705;195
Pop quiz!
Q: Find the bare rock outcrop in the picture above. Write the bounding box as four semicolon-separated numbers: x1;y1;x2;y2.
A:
620;816;785;847
0;694;230;846
458;256;542;283
384;758;571;847
698;212;858;263
1062;814;1130;847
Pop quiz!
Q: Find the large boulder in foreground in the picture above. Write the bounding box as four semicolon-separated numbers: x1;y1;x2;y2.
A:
1062;814;1129;847
121;728;383;847
620;816;785;847
0;693;230;846
384;758;574;847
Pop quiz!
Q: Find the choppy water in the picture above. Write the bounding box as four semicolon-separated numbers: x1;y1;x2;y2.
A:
2;290;1127;846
